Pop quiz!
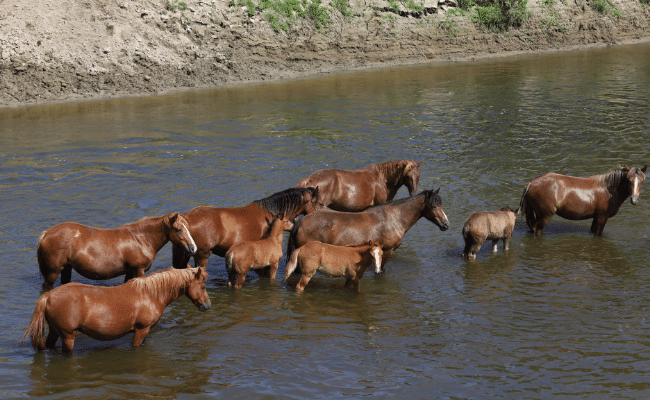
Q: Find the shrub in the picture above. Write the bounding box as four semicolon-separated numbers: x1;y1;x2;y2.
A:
463;0;530;32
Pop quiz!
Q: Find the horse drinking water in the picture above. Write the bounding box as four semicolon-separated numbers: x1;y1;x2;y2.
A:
225;217;293;289
22;267;210;354
38;212;197;288
295;160;422;212
172;187;322;271
462;206;519;259
520;165;646;235
287;189;450;270
284;241;383;292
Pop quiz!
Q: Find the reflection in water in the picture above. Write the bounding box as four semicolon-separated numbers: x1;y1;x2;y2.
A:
2;42;650;398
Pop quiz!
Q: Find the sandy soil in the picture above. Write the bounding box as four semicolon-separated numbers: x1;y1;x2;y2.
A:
1;0;649;108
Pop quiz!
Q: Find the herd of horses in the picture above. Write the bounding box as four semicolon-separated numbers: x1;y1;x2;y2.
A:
22;160;646;353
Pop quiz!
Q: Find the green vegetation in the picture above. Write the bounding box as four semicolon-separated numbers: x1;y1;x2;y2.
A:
460;0;530;32
166;0;188;11
229;0;340;31
591;0;622;16
540;0;567;31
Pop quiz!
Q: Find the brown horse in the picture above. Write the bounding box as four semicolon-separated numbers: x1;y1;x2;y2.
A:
462;206;519;259
284;241;383;292
22;267;210;354
520;165;647;235
295;160;422;212
172;187;322;270
225;217;293;289
287;189;450;270
38;212;197;289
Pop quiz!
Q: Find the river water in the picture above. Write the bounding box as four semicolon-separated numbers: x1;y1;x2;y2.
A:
1;42;649;398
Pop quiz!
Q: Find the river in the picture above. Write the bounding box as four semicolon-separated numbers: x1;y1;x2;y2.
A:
1;42;649;398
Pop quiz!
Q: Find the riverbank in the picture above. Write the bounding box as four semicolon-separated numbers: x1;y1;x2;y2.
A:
1;0;649;109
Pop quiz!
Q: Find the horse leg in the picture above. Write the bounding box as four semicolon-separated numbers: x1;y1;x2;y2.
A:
234;265;249;289
591;215;608;236
296;273;313;291
42;271;60;289
60;265;72;285
269;261;279;280
533;213;554;235
469;238;484;259
132;327;151;347
256;266;271;277
462;238;473;258
45;329;59;350
60;332;76;354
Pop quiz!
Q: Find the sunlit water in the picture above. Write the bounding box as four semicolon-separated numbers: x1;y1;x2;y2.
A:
1;43;650;398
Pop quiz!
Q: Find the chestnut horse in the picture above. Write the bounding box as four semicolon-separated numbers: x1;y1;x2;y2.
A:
225;217;293;289
295;160;422;212
284;240;383;292
172;187;322;271
520;165;647;235
287;189;450;270
38;212;197;289
22;267;210;354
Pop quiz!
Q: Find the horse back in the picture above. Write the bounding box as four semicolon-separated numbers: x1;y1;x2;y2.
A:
526;173;610;219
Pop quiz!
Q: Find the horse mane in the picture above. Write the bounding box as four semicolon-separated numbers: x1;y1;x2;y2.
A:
253;187;316;219
367;160;411;184
373;188;442;209
590;166;635;189
132;267;195;301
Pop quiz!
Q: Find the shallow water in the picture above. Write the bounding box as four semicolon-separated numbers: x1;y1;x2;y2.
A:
1;42;650;398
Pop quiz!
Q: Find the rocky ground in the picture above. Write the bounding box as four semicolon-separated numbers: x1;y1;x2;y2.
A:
1;0;649;108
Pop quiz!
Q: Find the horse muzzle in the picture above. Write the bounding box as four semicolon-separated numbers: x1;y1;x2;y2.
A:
198;300;211;312
438;221;450;231
186;244;197;255
631;197;639;205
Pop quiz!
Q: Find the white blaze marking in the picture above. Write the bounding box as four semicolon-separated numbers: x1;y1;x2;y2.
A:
372;248;382;273
633;177;639;197
182;223;197;252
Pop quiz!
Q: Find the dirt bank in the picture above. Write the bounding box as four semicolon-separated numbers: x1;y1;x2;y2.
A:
1;0;649;108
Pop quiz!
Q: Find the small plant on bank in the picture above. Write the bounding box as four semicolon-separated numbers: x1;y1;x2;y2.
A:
461;0;530;32
166;0;188;11
590;0;622;17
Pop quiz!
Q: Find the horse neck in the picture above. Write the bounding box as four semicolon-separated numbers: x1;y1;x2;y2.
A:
128;216;170;253
133;272;191;308
379;195;425;232
371;162;405;193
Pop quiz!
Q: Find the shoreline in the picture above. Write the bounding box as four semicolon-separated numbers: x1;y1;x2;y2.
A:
2;0;650;111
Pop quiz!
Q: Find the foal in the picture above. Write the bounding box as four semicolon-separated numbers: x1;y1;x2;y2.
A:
22;267;210;354
284;241;383;292
225;217;293;289
37;212;197;288
462;206;519;259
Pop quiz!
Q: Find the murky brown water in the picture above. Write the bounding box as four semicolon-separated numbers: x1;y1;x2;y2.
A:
2;42;650;398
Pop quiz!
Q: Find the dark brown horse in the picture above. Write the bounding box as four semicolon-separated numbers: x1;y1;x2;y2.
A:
22;267;210;354
295;160;422;212
172;187;322;270
287;189;450;270
520;165;647;235
38;212;197;289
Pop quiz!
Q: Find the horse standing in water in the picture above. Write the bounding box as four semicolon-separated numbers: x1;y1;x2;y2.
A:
173;187;322;271
462;206;519;259
284;241;383;293
37;212;197;289
520;165;646;235
225;217;293;289
295;160;422;212
22;267;210;354
287;189;450;270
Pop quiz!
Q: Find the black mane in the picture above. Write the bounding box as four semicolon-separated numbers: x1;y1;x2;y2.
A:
254;187;317;219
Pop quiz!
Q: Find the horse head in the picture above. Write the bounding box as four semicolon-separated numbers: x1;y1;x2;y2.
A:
423;188;450;231
305;186;325;214
368;241;384;274
166;213;197;255
624;165;647;205
186;267;211;312
402;160;422;196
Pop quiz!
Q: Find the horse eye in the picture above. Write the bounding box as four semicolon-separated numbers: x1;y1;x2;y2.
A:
176;228;182;233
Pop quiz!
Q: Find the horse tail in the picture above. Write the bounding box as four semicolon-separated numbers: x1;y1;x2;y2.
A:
21;293;50;350
519;183;535;232
284;248;300;281
36;231;48;278
286;217;303;261
172;243;190;269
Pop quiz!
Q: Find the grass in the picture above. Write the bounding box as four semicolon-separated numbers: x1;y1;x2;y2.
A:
591;0;622;16
462;0;530;32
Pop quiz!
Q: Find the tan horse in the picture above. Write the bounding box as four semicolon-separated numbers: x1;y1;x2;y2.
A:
462;206;519;259
284;241;383;292
37;212;197;288
296;160;422;212
22;267;210;354
520;165;646;235
225;217;293;289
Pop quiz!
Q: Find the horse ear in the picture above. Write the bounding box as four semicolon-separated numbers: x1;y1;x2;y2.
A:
168;212;179;225
195;267;203;279
642;165;647;173
434;188;440;195
313;186;320;197
416;161;423;167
